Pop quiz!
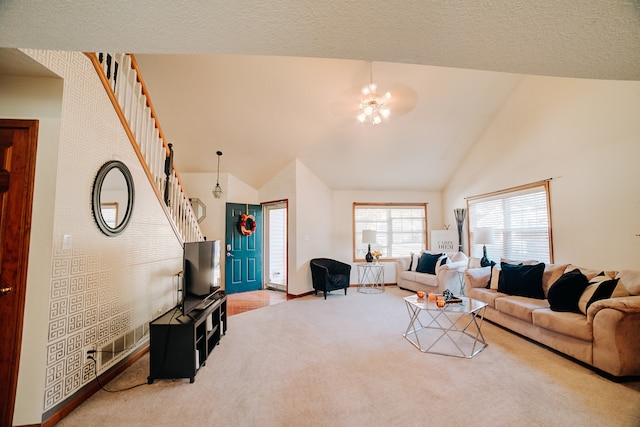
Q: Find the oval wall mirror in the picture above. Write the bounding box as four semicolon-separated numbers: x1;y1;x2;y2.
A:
92;160;135;236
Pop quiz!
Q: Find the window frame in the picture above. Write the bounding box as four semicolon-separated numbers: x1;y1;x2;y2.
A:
352;202;428;262
466;180;554;264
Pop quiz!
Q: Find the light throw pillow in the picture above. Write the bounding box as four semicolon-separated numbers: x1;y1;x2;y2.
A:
489;264;501;290
615;270;640;296
564;265;615;281
449;251;467;263
542;263;570;298
547;269;589;313
416;252;443;274
410;253;420;272
578;274;630;315
466;266;492;288
498;262;546;299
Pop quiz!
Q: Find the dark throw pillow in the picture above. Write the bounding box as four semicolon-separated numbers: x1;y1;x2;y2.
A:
547;269;589;312
498;262;546;299
416;253;443;274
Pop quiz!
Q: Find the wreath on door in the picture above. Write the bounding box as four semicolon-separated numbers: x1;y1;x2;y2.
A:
238;213;257;236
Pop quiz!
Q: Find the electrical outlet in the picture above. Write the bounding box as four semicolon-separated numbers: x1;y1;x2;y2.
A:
84;344;97;359
62;234;73;251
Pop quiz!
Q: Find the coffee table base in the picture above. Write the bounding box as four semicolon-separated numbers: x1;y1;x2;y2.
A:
403;299;487;358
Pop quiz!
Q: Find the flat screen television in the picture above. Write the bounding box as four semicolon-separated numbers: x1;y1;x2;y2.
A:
182;240;221;316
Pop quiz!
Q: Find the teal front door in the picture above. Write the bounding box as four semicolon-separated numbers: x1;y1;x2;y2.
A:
225;203;263;294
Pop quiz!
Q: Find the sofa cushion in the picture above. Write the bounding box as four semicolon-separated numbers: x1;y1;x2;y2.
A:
416;252;442;274
398;270;439;287
494;296;550;322
578;275;629;315
466;288;509;308
532;309;593;341
413;272;439;287
547;269;589;313
498;262;546;299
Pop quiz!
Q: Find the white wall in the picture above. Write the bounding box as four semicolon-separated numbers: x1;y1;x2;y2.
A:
0;74;63;425
7;50;184;425
259;160;297;292
294;160;332;295
180;172;227;242
443;75;640;270
332;190;443;284
181;171;259;289
259;159;334;296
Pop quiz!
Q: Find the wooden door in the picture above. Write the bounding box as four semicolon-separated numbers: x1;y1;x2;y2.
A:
225;203;262;294
0;119;38;426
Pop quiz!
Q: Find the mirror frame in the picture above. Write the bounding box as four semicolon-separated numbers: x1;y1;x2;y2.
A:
190;198;206;223
92;160;135;236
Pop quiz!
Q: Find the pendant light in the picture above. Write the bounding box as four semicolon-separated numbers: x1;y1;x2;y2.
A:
212;151;223;199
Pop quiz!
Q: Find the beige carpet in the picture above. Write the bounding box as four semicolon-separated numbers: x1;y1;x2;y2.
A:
58;286;640;427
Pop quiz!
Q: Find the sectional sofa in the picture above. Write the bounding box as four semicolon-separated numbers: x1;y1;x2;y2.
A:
464;262;640;378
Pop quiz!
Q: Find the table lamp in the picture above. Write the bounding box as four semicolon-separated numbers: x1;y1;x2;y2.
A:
474;228;495;267
362;230;377;263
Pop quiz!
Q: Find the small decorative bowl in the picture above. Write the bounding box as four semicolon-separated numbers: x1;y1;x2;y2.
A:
416;291;425;299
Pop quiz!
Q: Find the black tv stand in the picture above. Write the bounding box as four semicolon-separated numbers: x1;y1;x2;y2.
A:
148;293;227;383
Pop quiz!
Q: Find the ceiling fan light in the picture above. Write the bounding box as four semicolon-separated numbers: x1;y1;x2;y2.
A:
356;62;392;125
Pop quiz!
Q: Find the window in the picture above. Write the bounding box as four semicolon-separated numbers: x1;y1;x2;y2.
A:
353;203;428;261
467;181;553;264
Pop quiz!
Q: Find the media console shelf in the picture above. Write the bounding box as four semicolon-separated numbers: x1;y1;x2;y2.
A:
148;293;227;383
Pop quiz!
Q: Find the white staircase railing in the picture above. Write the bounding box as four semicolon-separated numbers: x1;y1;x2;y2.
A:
88;52;203;244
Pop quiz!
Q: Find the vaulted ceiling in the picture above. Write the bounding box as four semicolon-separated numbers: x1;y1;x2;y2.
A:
1;1;639;191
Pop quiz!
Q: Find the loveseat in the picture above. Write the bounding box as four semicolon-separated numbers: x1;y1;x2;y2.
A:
464;261;640;377
395;251;468;295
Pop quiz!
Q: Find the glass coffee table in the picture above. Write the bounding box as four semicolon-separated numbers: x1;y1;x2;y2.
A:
403;294;487;358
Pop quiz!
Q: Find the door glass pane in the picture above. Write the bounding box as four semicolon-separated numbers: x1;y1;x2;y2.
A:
268;206;287;287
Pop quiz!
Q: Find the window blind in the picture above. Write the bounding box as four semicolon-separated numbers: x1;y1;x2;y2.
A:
353;204;427;261
467;182;552;264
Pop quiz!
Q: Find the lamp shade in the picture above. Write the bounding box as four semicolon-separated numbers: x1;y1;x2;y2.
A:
474;228;495;245
362;230;377;244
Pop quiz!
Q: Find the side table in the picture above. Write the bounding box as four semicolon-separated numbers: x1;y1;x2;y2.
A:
357;263;384;293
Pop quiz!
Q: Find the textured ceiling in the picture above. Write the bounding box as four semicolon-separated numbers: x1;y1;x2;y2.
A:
1;1;639;191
